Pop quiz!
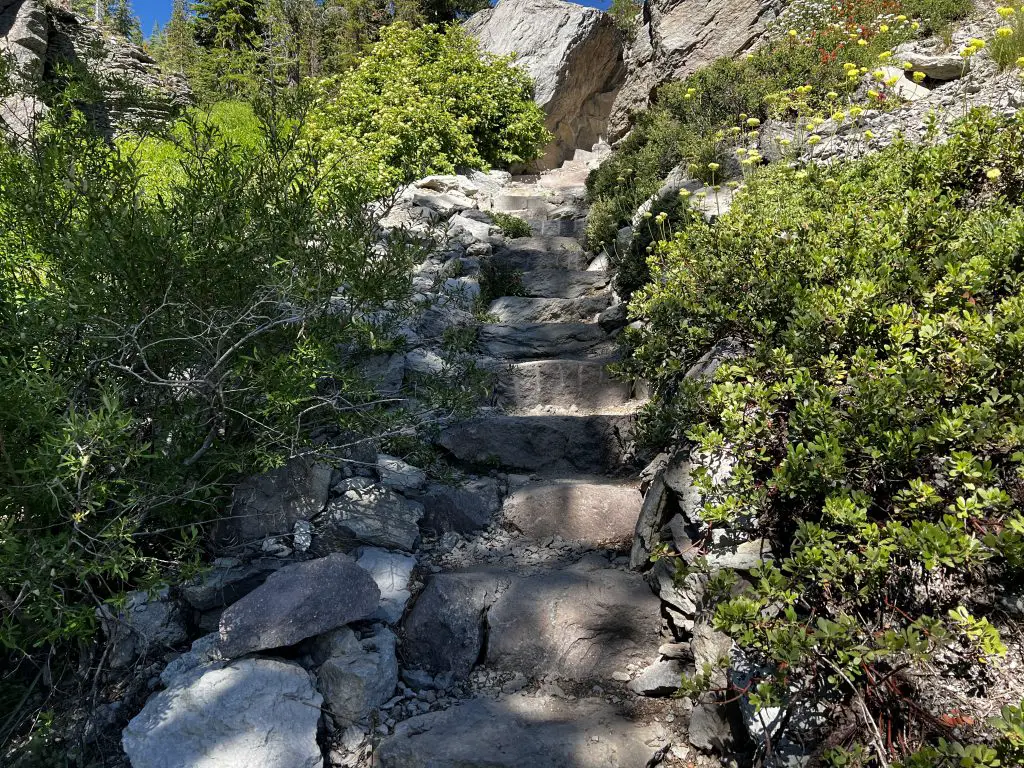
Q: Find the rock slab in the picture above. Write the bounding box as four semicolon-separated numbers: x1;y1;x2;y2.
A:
465;0;624;169
122;658;323;768
376;694;661;767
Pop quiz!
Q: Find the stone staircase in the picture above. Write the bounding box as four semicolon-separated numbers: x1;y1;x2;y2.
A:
377;176;689;766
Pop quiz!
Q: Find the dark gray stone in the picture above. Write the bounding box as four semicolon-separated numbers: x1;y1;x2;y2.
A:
181;557;286;612
437;413;632;473
98;587;187;669
479;322;615;360
416;477;502;535
315;484;423;552
314;626;398;724
519;269;610;299
220;458;331;545
218;554;379;658
401;569;510;678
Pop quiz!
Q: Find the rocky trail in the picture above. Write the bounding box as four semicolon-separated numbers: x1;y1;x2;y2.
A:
112;155;713;768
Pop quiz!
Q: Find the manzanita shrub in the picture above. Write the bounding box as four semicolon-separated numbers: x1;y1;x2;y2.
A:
623;110;1024;763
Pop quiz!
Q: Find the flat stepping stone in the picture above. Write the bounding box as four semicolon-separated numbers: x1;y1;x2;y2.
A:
479;322;616;360
488;295;611;324
401;560;661;683
436;413;633;472
484;560;662;680
496;359;633;412
520;269;610;299
376;694;662;767
502;476;642;546
493;243;589;271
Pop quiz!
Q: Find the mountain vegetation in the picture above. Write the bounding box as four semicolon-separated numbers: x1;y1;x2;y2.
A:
0;8;546;760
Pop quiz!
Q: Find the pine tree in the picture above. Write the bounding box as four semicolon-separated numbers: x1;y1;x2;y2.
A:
107;0;143;42
161;0;202;76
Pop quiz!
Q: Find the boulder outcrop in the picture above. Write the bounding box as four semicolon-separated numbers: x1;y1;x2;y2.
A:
0;0;190;138
465;0;625;169
608;0;782;139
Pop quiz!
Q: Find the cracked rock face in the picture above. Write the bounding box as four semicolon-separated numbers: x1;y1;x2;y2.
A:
609;0;783;139
465;0;625;169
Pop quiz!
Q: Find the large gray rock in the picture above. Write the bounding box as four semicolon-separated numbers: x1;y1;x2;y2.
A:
98;587;187;669
465;0;624;170
480;322;616;360
355;547;417;624
485;561;662;681
402;569;511;678
218;553;379;658
502;477;641;546
220;457;332;545
437;413;632;473
609;0;781;138
416;477;503;535
376;454;427;494
377;694;662;767
122;658;323;768
315;482;423;552
314;626;399;724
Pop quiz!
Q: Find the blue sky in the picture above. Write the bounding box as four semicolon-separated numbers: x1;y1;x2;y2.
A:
134;0;611;36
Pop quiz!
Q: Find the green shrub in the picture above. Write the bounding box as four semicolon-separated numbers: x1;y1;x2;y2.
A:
0;92;426;751
623;109;1024;761
586;0;973;268
306;23;550;195
489;210;532;239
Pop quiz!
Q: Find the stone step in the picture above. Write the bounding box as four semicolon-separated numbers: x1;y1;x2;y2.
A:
495;359;632;412
491;194;554;214
520;269;611;299
401;558;662;684
488;295;611;324
436;412;632;473
527;218;586;238
377;694;663;768
479;323;616;361
502;476;642;547
492;240;589;272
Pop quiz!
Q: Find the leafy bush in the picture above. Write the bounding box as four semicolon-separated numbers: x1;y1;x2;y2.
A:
307;23;550;194
623;110;1024;761
0;91;427;749
489;210;532;239
586;0;972;291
